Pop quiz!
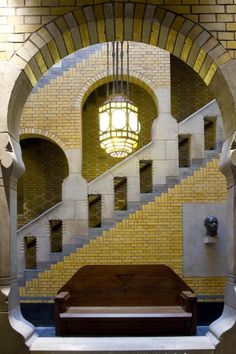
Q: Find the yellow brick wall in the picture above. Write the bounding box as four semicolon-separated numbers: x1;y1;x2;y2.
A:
171;56;214;122
20;42;212;166
20;42;169;149
20;158;227;302
20;42;212;190
1;1;236;60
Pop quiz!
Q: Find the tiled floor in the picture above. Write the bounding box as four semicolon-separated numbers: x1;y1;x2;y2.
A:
35;326;209;337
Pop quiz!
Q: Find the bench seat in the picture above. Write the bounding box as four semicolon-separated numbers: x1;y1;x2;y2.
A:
55;265;197;336
60;306;192;318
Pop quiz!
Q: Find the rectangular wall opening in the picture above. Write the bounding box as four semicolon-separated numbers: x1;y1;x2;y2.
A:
114;177;127;211
204;117;216;150
24;236;37;269
89;194;102;228
179;135;190;167
140;160;153;193
49;219;63;253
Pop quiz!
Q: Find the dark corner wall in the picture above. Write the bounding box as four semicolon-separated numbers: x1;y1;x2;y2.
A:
171;55;214;122
17;138;69;227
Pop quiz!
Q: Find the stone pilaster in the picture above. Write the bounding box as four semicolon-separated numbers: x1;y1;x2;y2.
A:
0;132;37;354
151;87;179;186
207;131;236;353
62;148;88;239
0;61;37;353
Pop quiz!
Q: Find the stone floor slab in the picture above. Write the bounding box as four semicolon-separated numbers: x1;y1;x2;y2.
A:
30;336;215;353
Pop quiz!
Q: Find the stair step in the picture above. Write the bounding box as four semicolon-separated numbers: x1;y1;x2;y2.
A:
63;244;78;254
114;212;130;222
192;159;205;169
74;235;92;247
49;252;64;263
89;227;104;237
33;44;103;92
127;202;141;211
179;167;194;178
166;176;180;187
23;262;51;281
101;219;116;229
204;150;219;159
153;185;169;196
140;193;155;202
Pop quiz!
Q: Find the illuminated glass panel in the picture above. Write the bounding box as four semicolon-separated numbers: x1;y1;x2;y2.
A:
112;109;126;129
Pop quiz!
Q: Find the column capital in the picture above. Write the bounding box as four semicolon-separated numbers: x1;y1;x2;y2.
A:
0;131;25;184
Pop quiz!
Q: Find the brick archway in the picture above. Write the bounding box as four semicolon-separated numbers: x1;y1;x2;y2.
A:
8;2;236;139
12;3;230;88
20;128;68;152
76;69;159;109
2;2;236;353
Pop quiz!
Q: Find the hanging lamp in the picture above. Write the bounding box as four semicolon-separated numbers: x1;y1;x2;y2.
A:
98;41;140;158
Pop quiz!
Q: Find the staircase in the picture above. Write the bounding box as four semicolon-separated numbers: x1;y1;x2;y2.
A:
19;150;219;287
32;44;104;93
19;155;227;301
18;100;224;294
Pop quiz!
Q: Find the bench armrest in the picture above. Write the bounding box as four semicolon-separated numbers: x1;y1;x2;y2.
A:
55;291;71;313
180;291;196;312
55;291;70;302
55;291;71;336
180;291;197;335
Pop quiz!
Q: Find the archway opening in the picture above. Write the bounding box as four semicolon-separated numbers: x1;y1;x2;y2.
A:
17;137;69;228
82;80;157;181
16;41;226;336
2;2;235;352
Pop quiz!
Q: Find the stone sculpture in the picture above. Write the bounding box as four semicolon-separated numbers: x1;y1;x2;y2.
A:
204;216;218;237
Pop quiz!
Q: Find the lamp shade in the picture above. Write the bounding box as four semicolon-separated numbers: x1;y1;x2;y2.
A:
99;95;140;158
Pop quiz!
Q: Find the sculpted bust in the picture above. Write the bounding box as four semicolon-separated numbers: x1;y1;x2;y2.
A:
204;216;218;237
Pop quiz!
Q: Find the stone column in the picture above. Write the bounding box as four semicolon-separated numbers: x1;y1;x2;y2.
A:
0;61;37;353
62;148;88;241
0;132;37;353
151;87;179;187
207;131;236;353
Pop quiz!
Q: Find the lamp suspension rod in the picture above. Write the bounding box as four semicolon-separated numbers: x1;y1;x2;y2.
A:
106;42;109;97
121;41;124;94
127;41;130;97
112;41;115;95
116;40;119;93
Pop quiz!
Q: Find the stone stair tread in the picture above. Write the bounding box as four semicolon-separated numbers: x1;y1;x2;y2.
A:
140;193;154;197
166;177;180;186
204;150;219;157
33;44;103;92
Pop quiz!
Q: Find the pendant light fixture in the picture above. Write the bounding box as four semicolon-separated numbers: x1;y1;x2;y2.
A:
98;41;140;158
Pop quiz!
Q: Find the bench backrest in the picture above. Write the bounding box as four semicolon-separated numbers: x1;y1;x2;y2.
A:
58;265;194;307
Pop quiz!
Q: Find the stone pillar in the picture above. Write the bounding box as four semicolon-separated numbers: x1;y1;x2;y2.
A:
0;61;37;353
207;131;236;353
151;87;179;187
62;148;88;240
0;132;37;354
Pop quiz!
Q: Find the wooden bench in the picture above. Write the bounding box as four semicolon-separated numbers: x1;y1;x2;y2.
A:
55;265;197;336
